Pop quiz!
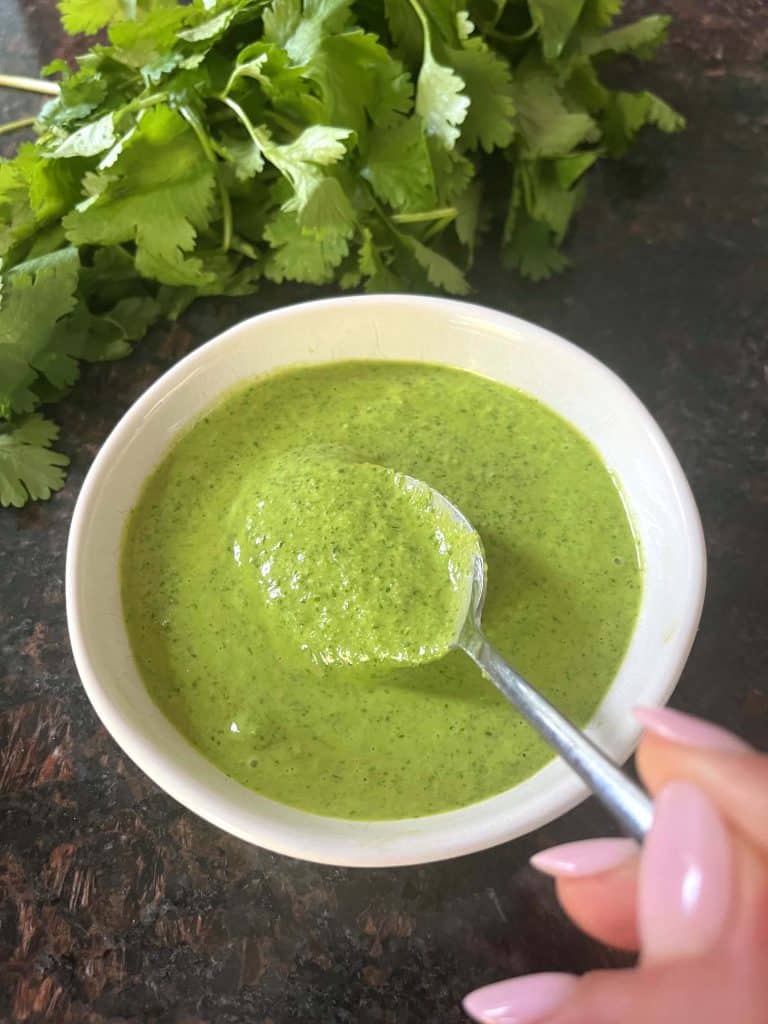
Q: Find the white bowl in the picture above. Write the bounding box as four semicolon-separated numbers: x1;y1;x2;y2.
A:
66;295;706;867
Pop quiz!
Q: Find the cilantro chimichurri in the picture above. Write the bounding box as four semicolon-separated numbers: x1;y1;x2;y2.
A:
122;361;641;820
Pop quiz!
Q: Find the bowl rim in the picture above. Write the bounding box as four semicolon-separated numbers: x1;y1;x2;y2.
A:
66;294;707;866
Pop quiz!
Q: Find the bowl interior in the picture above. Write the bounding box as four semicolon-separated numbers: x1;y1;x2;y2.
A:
66;295;706;866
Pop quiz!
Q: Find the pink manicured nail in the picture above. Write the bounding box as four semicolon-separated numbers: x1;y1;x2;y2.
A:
639;780;732;963
530;838;638;878
463;974;578;1023
634;706;752;754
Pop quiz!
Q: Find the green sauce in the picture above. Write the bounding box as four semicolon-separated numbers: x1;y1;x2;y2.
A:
230;447;476;667
122;361;641;820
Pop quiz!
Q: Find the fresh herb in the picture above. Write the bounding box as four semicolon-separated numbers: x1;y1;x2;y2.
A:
0;0;682;506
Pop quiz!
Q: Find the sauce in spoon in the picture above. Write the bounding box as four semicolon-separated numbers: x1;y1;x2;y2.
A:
231;446;475;666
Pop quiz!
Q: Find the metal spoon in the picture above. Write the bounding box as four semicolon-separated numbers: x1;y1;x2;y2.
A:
410;476;654;841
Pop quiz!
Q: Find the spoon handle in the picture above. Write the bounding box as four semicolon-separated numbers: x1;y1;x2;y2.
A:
462;632;654;841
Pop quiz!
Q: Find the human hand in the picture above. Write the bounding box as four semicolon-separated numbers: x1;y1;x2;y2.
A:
463;707;768;1024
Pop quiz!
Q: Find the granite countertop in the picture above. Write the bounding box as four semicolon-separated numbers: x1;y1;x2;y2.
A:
1;2;766;1021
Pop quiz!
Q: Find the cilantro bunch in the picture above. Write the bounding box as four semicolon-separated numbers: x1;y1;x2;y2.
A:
0;0;682;507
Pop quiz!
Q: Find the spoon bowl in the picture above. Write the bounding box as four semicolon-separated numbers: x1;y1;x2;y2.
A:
412;475;655;842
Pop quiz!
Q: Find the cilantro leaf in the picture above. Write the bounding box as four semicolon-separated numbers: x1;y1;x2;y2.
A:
297;176;356;234
0;415;69;507
563;55;610;113
362;116;436;210
504;212;570;280
602;90;685;156
383;0;424;65
177;7;240;43
107;6;195;68
271;125;355;226
72;295;162;361
264;210;350;284
38;68;109;129
46;113;116;159
580;14;670;59
527;0;586;61
304;29;413;135
428;139;476;203
514;66;598;156
58;0;127;35
454;180;482;261
0;144;84;259
580;0;622;27
448;38;515;152
263;0;354;64
552;150;599;188
503;168;572;280
397;231;470;294
220;98;354;224
0;248;80;416
277;123;352;166
0;161;37;258
15;144;86;230
225;40;308;102
0;0;683;505
217;135;265;181
408;0;469;149
519;160;584;239
358;227;403;291
63;107;217;287
415;49;468;149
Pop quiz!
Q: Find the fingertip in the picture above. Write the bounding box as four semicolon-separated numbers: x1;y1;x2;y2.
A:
530;838;638;879
463;974;579;1024
634;706;752;755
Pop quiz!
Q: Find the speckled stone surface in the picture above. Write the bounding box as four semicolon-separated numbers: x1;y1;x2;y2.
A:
0;2;766;1021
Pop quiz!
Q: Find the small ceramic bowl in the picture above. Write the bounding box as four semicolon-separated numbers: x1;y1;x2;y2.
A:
66;295;706;867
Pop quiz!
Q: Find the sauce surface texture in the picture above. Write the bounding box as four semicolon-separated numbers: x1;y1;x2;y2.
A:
122;361;642;819
230;448;476;667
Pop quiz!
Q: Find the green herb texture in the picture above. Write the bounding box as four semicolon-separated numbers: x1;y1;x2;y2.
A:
0;0;682;506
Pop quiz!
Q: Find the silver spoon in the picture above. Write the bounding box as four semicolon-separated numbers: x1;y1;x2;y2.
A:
408;476;654;841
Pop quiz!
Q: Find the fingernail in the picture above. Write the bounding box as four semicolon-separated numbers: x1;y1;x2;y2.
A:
463;974;578;1023
639;780;732;963
634;706;752;754
530;838;638;878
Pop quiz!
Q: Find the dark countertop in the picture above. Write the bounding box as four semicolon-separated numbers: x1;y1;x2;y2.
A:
1;2;766;1021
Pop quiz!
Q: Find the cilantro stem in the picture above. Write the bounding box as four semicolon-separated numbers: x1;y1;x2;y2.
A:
218;174;234;253
392;207;457;225
217;94;275;167
99;91;169;132
406;0;430;40
179;103;233;254
116;92;168;119
217;95;263;148
423;215;454;242
0;115;36;136
0;73;59;96
268;110;301;136
216;96;314;188
483;24;537;45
